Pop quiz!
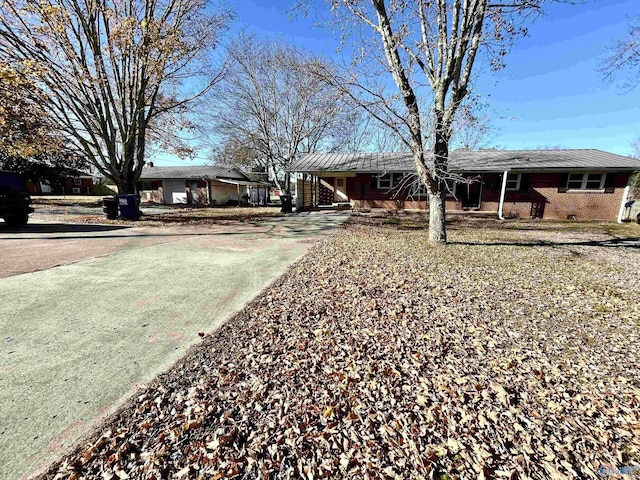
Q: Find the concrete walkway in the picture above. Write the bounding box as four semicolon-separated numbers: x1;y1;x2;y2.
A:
0;213;347;480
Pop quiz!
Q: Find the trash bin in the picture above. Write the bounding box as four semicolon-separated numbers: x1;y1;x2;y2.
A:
279;194;293;213
102;196;118;220
116;194;140;220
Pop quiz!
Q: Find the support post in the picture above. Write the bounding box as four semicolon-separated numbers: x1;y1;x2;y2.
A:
617;185;631;223
498;170;509;220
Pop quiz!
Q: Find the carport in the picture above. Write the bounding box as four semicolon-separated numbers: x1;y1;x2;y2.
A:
216;178;272;205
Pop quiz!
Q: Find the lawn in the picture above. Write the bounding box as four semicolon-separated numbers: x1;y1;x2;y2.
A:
44;217;639;479
31;196;283;225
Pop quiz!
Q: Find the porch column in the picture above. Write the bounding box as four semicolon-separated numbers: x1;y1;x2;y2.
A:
617;185;631;223
498;170;509;220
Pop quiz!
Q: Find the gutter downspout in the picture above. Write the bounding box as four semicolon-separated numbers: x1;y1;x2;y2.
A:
498;170;509;220
617;185;630;223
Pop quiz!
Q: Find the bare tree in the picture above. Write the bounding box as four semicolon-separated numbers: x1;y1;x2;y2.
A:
0;0;232;194
450;97;501;151
318;0;575;243
601;16;640;191
209;36;359;193
631;137;640;159
338;111;408;153
601;15;640;90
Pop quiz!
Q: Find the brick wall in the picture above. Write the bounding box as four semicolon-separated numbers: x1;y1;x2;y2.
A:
296;177;318;208
313;172;631;220
536;173;627;220
481;172;630;220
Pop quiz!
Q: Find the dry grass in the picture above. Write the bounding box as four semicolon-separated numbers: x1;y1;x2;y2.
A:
31;196;103;206
33;203;284;225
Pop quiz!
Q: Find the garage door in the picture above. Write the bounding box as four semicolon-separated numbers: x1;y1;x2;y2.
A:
163;180;187;204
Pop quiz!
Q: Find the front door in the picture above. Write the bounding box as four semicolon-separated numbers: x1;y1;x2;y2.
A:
461;175;482;209
334;177;347;202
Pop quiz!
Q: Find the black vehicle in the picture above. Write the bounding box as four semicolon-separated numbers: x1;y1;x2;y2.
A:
0;171;34;227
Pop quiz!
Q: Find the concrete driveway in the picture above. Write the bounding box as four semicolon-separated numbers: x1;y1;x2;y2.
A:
0;213;347;480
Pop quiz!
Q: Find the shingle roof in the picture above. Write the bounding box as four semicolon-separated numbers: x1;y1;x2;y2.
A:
289;150;640;173
139;165;250;180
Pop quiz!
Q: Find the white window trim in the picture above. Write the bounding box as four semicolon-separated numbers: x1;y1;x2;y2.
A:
73;176;82;185
377;173;393;190
444;179;457;198
505;173;521;191
566;173;606;192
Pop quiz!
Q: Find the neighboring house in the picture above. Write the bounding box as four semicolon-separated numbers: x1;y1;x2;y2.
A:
290;149;640;221
27;174;94;195
241;169;271;205
137;164;269;206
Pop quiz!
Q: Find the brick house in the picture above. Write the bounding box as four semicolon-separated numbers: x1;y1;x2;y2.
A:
290;150;640;221
137;164;270;206
27;174;94;195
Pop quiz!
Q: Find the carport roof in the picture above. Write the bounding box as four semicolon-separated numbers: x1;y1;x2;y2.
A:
289;150;640;173
139;165;251;181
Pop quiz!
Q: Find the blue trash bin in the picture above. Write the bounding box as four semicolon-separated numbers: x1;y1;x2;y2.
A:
116;194;140;220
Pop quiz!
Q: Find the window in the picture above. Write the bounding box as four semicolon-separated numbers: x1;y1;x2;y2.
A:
566;173;605;191
444;179;457;198
142;180;153;190
377;173;393;189
407;181;427;197
505;173;521;191
73;177;82;185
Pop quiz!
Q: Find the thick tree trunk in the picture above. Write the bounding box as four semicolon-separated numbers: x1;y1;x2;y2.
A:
116;173;139;194
284;172;291;194
430;113;449;244
428;187;446;243
116;181;137;194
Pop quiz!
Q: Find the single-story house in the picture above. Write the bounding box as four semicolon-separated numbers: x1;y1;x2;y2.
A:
137;164;270;206
290;149;640;221
241;169;272;205
27;173;95;195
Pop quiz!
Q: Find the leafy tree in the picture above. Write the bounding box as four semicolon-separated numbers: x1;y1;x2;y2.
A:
319;0;575;243
0;0;232;195
0;63;91;188
1;152;90;192
0;64;62;158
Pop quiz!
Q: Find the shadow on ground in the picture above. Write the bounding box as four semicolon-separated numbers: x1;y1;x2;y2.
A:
0;214;348;241
450;237;640;249
0;223;131;234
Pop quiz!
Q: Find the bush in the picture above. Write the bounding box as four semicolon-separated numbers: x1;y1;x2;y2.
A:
629;171;640;198
92;183;117;196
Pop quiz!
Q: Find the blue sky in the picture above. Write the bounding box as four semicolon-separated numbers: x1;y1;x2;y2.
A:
163;0;640;165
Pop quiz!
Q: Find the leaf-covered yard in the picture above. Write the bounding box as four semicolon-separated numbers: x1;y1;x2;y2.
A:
31;198;283;225
46;217;640;479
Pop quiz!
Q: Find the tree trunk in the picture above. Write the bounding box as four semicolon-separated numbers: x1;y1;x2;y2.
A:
428;187;446;243
430;113;449;244
284;172;291;194
116;175;138;194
